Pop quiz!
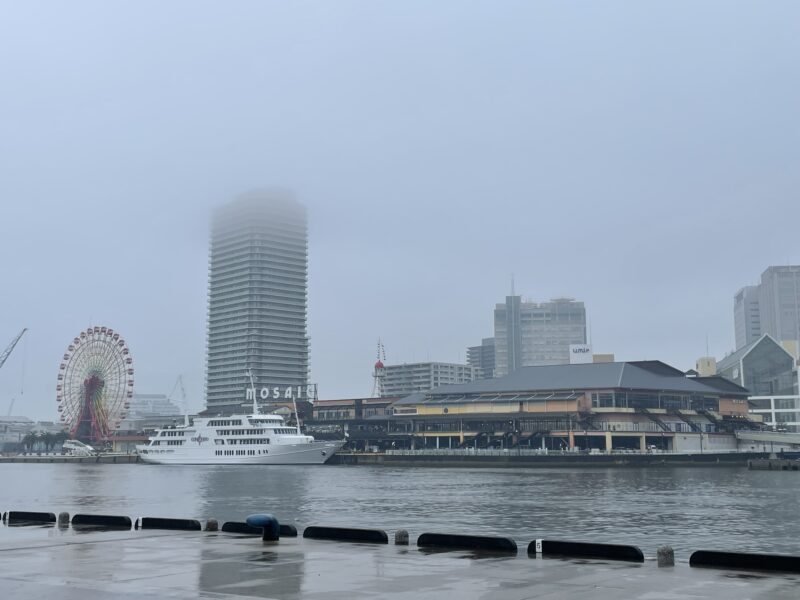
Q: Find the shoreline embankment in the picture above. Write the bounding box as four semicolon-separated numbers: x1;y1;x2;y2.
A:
0;454;139;464
329;451;775;468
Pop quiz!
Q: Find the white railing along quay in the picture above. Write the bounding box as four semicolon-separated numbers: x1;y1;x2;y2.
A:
382;448;744;457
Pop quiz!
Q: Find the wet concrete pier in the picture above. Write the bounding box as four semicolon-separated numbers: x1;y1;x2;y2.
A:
749;458;800;471
1;519;798;598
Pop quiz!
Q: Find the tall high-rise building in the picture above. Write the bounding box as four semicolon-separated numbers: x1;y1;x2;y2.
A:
467;337;495;379
759;266;800;347
494;296;587;376
734;285;762;350
205;189;309;412
733;266;800;351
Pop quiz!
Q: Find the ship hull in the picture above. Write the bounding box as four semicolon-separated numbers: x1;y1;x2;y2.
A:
136;441;343;465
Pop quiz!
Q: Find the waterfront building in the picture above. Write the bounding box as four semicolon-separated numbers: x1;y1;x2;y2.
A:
379;362;482;397
494;296;587;376
312;397;397;421
717;334;800;431
304;360;758;453
746;393;800;433
733;266;800;350
717;334;797;397
467;338;495;378
308;397;399;450
205;190;309;413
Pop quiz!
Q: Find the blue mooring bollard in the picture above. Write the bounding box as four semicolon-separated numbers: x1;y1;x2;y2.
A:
246;514;280;541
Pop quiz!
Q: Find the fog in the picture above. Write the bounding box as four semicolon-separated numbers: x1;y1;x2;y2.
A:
1;1;798;420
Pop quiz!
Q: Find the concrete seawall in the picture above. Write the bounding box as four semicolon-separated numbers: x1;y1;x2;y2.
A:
0;454;139;464
329;451;770;468
748;458;800;471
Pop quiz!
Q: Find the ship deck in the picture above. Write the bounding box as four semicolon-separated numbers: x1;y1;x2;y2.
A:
1;522;797;599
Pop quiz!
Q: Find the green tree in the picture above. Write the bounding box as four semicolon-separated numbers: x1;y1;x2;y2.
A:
53;431;69;451
21;431;37;452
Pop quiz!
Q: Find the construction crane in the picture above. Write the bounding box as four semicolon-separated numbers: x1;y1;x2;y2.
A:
0;328;27;373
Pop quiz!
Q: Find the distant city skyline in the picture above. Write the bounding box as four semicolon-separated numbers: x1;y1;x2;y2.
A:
1;1;800;420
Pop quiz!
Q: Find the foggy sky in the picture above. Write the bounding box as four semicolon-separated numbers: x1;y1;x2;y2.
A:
1;1;799;420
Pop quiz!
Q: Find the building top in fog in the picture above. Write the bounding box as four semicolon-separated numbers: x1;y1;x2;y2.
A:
494;295;587;376
734;266;800;351
205;189;309;413
734;285;762;350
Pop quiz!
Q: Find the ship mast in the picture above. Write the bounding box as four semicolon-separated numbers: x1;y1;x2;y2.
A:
247;369;259;415
292;392;301;435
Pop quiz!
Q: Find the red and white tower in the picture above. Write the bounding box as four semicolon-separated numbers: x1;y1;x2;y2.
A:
371;340;386;397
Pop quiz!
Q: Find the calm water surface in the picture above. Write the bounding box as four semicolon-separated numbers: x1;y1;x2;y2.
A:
2;463;798;557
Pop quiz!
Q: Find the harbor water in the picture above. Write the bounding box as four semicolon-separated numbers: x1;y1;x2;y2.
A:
2;463;799;558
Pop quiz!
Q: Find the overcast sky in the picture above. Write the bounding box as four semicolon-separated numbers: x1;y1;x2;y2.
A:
1;1;799;420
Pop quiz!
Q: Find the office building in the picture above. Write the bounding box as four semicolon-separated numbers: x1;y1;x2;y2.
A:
734;266;800;350
760;266;800;346
380;362;481;397
734;285;762;350
205;189;309;413
494;296;587;376
467;337;495;378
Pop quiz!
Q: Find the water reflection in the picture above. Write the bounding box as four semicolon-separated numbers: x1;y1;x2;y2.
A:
198;540;306;599
2;463;800;555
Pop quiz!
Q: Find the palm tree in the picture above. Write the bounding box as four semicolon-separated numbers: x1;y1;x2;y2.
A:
41;432;55;452
21;431;37;452
53;431;69;451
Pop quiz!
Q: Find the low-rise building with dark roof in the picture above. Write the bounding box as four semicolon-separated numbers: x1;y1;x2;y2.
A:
313;361;761;453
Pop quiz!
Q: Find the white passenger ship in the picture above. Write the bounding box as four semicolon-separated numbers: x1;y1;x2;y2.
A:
136;412;343;465
137;374;343;466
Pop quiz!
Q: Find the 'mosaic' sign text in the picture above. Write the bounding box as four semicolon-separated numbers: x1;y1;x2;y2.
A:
246;384;317;401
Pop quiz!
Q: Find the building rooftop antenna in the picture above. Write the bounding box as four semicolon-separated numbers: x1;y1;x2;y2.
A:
371;339;386;398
